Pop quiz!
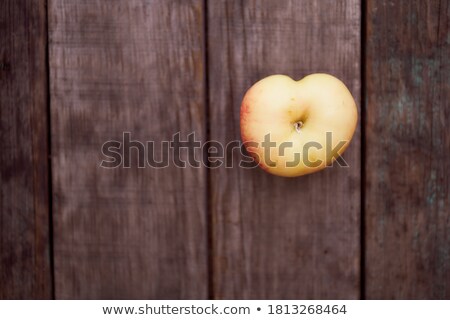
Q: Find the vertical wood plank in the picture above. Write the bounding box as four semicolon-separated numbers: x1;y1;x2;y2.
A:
0;0;52;299
207;0;361;299
365;0;450;298
49;0;207;298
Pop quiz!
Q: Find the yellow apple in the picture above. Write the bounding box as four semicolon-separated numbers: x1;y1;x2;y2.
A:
240;74;357;177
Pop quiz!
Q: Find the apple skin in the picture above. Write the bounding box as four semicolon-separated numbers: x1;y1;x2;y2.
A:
240;74;357;177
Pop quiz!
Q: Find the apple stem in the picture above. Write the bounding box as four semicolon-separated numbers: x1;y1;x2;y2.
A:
294;121;303;133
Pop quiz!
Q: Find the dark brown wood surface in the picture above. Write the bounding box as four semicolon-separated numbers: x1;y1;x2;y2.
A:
207;0;361;299
48;0;208;299
365;0;450;298
2;0;449;300
0;0;52;299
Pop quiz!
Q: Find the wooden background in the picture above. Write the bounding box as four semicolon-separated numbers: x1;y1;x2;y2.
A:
0;0;448;299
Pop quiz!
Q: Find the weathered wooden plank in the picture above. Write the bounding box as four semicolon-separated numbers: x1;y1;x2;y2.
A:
0;0;52;299
49;0;207;298
365;0;450;298
207;0;361;299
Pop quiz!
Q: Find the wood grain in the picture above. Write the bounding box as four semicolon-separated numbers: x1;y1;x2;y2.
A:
207;0;361;299
365;0;450;298
0;0;52;299
48;0;207;299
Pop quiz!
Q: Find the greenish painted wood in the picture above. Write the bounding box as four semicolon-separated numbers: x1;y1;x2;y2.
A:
365;0;450;298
